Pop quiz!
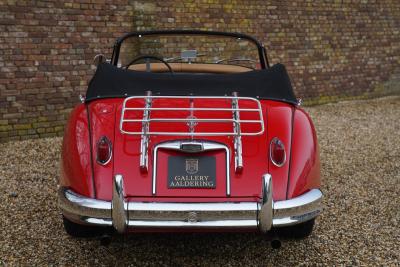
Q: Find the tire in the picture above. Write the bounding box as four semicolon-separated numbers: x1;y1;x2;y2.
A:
276;218;315;239
62;216;111;238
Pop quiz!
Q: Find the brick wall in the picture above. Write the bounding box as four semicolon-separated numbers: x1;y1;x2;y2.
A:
1;0;399;142
0;1;135;141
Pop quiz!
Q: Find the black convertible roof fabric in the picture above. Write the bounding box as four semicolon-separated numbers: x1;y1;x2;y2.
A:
86;63;297;104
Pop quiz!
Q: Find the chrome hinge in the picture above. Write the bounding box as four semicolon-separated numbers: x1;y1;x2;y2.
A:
79;94;85;103
297;98;302;106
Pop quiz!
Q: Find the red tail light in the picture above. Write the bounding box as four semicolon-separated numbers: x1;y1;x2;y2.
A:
270;137;286;167
96;136;112;165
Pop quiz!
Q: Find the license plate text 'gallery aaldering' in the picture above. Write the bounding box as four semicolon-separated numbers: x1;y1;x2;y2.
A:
167;156;216;188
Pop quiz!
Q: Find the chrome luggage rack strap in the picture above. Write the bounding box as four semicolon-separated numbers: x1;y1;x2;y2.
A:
119;93;265;173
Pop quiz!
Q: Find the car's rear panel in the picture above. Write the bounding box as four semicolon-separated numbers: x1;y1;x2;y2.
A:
85;97;294;202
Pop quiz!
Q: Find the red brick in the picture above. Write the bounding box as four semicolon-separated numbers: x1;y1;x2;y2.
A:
0;1;399;142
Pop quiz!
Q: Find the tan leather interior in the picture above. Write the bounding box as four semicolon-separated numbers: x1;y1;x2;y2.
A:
128;63;252;73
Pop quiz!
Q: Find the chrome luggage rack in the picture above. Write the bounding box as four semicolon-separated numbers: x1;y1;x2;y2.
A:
119;92;265;173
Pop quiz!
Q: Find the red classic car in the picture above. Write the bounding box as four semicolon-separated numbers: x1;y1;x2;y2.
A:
59;30;322;245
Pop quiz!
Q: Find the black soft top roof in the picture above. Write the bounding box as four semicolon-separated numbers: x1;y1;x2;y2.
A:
86;63;297;104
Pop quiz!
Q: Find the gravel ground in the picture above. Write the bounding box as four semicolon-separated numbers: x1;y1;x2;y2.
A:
0;96;399;266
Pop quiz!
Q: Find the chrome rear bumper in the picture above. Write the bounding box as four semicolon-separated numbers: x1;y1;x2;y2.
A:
59;174;322;233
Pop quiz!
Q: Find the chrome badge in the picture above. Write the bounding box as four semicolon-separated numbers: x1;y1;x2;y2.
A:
187;211;198;223
186;115;198;133
185;158;199;174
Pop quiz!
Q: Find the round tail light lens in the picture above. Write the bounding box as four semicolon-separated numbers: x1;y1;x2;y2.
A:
270;137;286;167
96;136;112;165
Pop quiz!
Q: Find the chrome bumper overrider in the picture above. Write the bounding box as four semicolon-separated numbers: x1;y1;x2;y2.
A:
59;174;323;233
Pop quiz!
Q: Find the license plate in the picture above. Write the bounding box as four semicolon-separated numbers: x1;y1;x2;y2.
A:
167;156;216;189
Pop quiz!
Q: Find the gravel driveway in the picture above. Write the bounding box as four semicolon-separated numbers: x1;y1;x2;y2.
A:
0;96;399;266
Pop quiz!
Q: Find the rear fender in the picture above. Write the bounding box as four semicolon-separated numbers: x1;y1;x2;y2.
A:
88;99;117;201
60;104;94;197
265;101;294;201
287;108;321;199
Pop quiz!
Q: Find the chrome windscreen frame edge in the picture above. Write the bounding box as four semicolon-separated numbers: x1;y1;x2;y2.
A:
152;140;230;196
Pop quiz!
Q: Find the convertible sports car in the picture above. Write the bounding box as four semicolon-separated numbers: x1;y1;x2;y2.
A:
59;30;322;244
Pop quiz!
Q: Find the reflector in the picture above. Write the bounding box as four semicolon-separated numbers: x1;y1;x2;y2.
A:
96;136;112;165
270;137;286;167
